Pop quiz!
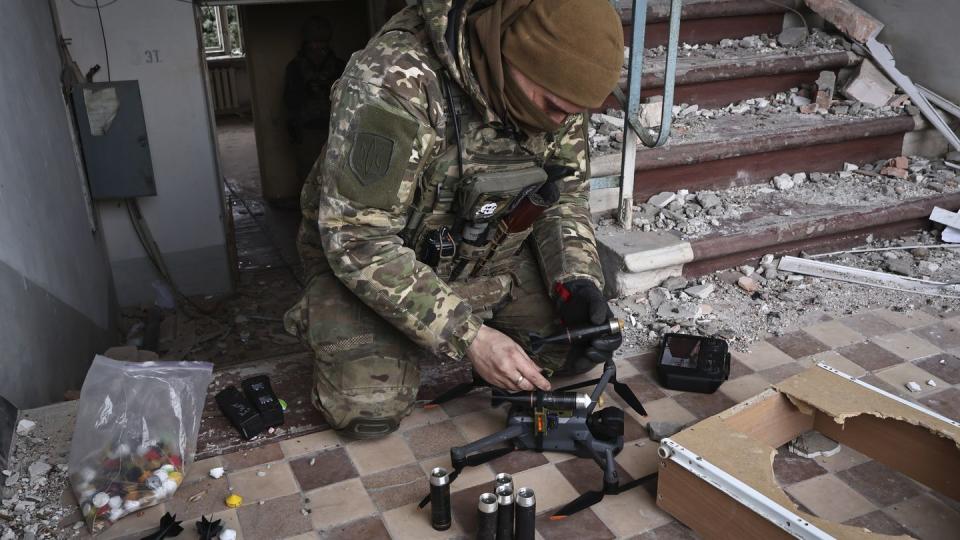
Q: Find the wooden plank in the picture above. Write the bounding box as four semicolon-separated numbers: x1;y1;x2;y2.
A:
814;411;960;500
657;459;794;540
805;0;884;43
720;391;814;449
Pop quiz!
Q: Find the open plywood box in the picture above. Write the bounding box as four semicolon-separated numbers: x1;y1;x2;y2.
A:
656;364;960;539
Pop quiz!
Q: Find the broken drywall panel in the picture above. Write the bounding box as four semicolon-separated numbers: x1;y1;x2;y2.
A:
778;256;960;298
930;206;960;230
661;365;957;539
804;0;884;44
842;60;896;107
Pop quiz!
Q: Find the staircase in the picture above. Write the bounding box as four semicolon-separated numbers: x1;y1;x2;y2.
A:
593;0;958;296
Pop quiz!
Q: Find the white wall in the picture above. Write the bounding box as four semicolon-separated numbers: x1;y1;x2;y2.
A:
0;0;116;408
851;0;960;104
54;0;232;305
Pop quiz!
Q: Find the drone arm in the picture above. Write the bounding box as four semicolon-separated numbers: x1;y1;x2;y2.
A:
586;359;616;415
450;423;524;467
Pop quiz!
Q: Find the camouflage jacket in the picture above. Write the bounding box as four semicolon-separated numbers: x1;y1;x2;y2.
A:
297;0;604;362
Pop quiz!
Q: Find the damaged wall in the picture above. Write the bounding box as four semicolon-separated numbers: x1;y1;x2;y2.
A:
53;0;232;306
850;0;960;104
0;0;116;409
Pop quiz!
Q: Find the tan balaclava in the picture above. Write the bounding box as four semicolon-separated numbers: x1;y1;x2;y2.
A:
469;0;624;134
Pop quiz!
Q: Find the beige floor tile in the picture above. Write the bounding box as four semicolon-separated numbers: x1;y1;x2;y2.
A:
280;430;342;459
629;397;697;429
874;362;948;398
345;432;416;475
872;332;942;361
228;462;299;504
306;478;377;530
510;464;579;513
808;351;868;378
382;501;465;539
400;404;450;432
282;534;320;540
719;374;771;403
874;309;939;329
418;454;494;492
184;456;223;486
804;320;867;349
732;341;795;371
179;509;244;540
785;474;875;523
883;493;960;540
591;478;673;537
615;439;660;481
814;445;871;473
96;503;168;539
454;409;508;442
542;450;576;464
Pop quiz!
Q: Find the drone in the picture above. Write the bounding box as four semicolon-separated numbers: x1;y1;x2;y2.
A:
419;319;655;518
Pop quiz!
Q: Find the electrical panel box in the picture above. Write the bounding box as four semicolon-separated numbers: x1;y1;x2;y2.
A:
72;81;156;199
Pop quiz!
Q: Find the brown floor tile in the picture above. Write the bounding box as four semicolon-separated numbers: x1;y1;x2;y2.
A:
361;463;428;512
536;508;615;540
836;342;905;372
404;420;467;460
728;357;755;378
556;456;632;495
166;475;232;521
439;389;491;417
841;312;904;338
487;448;550;475
673;391;736;420
306;477;376;529
872;332;942;361
916;353;960;384
319;515;391;540
803;320;867;349
419;454;494;492
177;509;244;540
757;362;807;384
836;461;921;507
766;331;831;359
914;323;960;350
228;462;300;503
591;480;674;538
236;493;312;540
625;351;659;378
807;350;867;378
858;373;900;395
730;341;794;371
919;387;960;420
221;442;284;471
843;510;912;537
814;445;871;473
345;432;416;475
772;447;828;486
399;404;450;432
633;521;697;540
614;375;668;404
873;363;947;398
289;447;357;491
784;474;876;523
884;493;960;540
718;374;770;403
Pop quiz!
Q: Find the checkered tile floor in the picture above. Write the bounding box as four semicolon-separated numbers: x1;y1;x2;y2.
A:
62;307;960;539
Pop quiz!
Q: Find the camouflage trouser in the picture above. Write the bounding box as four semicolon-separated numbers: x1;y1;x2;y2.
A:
283;245;569;438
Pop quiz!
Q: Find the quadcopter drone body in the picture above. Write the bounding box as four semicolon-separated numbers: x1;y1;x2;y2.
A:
422;324;652;517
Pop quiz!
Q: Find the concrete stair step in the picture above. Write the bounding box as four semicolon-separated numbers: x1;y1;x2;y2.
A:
622;0;803;47
597;179;960;297
589;109;925;211
601;47;860;110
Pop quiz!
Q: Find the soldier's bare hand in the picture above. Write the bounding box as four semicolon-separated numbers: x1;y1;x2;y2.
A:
467;325;551;392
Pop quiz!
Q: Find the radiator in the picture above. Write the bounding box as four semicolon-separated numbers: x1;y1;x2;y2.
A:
209;62;245;115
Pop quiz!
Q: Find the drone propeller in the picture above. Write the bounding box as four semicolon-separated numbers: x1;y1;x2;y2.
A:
552;473;656;519
417;446;514;508
556;376;648;417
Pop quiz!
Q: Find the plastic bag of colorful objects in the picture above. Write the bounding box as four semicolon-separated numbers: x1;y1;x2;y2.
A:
67;355;213;533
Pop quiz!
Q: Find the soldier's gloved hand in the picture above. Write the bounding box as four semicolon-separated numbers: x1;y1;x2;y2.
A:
554;279;622;368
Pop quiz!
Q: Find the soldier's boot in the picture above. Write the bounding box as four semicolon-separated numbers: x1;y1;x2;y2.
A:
285;273;421;440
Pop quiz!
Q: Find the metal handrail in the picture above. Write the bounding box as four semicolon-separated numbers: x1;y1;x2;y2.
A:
615;0;682;228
